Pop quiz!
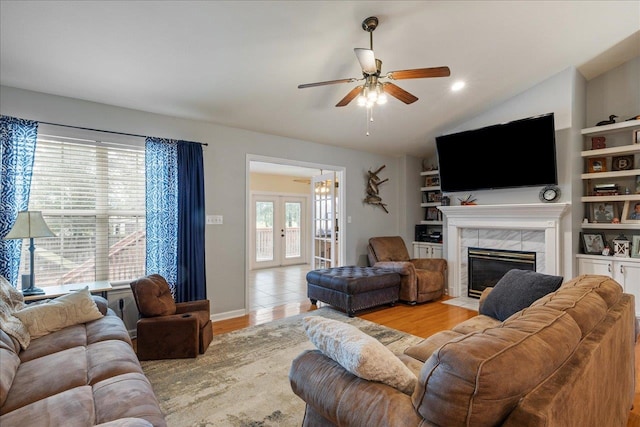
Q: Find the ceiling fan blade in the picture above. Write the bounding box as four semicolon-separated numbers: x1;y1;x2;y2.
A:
298;78;355;89
354;48;377;74
387;66;451;80
382;83;418;104
336;85;364;107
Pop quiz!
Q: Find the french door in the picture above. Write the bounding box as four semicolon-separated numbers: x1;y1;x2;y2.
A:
311;172;338;269
250;194;307;269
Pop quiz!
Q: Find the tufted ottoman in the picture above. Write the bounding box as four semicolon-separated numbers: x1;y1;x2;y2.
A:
306;266;401;317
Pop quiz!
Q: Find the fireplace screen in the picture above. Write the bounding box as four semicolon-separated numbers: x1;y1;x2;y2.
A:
467;247;536;298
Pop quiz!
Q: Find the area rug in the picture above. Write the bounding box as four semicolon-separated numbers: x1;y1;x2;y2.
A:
141;307;423;427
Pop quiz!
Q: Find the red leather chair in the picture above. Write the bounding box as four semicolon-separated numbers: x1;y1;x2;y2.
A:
130;274;213;360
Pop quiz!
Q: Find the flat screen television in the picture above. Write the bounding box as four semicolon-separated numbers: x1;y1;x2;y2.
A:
435;112;557;193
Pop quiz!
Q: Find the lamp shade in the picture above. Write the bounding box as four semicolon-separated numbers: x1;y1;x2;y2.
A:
4;211;56;239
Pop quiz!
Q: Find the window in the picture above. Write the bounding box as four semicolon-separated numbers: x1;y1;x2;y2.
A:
18;128;146;287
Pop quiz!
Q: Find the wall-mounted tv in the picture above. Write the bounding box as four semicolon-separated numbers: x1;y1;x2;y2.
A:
435;112;557;193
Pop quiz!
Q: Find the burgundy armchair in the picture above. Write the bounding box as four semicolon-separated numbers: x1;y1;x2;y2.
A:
130;274;213;360
367;236;446;304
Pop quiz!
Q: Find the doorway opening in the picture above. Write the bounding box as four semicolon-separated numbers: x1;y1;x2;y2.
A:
246;155;345;313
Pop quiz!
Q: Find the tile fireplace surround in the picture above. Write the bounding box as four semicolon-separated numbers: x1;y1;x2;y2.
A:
438;203;571;298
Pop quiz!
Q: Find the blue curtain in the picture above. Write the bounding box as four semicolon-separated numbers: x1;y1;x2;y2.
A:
0;116;38;287
176;142;206;302
145;137;206;302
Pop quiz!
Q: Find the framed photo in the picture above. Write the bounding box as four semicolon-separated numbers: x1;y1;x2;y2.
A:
632;235;640;259
612;155;634;171
421;192;428;203
587;157;607;173
427;191;441;203
633;129;639;145
590;202;618;223
424;176;440;187
621;200;640;224
581;232;607;255
425;207;440;221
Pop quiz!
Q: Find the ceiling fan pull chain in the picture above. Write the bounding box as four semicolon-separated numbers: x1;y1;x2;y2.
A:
366;108;370;136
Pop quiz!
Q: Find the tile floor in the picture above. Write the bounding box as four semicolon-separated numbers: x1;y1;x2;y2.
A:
248;264;312;311
248;264;481;312
441;295;480;311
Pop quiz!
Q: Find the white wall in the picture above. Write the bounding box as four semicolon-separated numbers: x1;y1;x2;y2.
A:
0;85;408;317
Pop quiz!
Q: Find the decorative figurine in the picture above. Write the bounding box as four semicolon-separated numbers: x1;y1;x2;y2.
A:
458;194;477;205
591;136;606;149
596;115;618;126
364;165;389;213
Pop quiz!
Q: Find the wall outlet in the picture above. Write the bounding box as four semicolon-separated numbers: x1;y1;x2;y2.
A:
206;215;223;225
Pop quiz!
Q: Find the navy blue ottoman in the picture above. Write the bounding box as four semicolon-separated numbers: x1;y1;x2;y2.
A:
306;266;401;317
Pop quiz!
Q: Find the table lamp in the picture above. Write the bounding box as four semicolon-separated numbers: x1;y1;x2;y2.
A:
3;211;56;296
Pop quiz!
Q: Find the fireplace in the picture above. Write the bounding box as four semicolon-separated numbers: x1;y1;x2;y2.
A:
438;203;570;298
467;247;536;298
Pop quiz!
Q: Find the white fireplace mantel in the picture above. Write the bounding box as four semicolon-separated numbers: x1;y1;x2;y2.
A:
438;203;571;297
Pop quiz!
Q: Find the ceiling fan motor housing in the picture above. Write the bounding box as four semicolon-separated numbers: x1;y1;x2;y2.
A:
362;16;379;32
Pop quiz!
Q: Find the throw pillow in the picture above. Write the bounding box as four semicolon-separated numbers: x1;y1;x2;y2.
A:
303;316;417;395
0;275;31;349
14;287;103;338
479;269;563;321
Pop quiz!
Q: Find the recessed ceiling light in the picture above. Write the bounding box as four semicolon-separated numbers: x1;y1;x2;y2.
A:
451;81;466;91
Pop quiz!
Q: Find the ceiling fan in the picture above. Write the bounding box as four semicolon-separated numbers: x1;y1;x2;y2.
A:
298;16;451;108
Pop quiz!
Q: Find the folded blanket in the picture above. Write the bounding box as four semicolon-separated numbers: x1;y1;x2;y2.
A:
0;275;30;349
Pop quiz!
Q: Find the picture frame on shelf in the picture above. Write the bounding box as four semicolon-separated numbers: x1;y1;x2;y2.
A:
425;207;440;221
421;192;428;203
580;232;607;255
424;176;440;187
590;202;617;223
621;200;640;224
612;155;634;171
632;235;640;259
633;129;639;144
587;157;607;173
426;191;441;203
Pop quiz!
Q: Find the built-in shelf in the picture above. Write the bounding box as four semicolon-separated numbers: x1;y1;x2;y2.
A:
581;194;640;202
581;144;640;158
579;119;639;235
581;223;640;230
419;220;443;225
581;120;639;136
581;169;640;180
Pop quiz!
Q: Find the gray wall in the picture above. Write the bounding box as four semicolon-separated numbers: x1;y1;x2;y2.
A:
0;85;412;318
1;56;637;316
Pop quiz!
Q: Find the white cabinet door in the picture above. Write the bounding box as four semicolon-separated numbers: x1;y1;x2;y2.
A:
614;260;640;317
412;242;443;259
578;256;640;318
431;245;443;258
577;257;613;277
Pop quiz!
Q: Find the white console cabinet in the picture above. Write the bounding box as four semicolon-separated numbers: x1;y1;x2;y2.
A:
412;241;443;259
577;254;640;317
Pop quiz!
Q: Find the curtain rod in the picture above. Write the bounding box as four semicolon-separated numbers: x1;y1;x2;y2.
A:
38;120;208;146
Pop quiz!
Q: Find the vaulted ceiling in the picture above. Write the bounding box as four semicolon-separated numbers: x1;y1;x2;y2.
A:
1;1;638;159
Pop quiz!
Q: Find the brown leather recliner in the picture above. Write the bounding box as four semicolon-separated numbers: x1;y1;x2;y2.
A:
367;236;446;304
130;274;213;360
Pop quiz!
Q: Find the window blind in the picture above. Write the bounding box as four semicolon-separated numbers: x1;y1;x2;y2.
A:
20;133;146;287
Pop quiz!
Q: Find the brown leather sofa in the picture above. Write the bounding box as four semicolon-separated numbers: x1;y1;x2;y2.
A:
130;274;213;360
367;236;446;304
290;275;636;426
0;296;166;426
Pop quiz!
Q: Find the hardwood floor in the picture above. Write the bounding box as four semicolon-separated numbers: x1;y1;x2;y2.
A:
210;297;640;426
